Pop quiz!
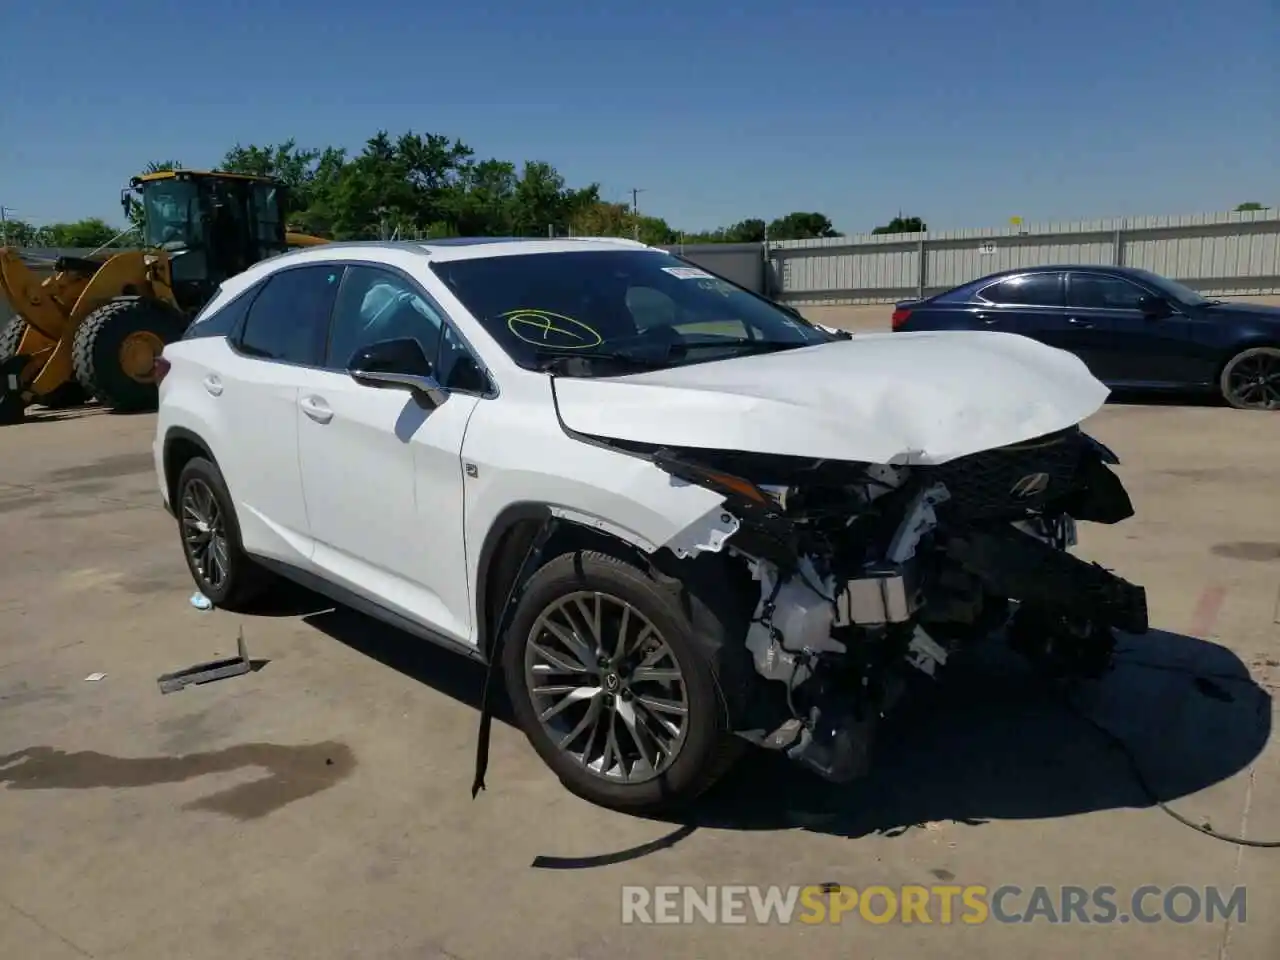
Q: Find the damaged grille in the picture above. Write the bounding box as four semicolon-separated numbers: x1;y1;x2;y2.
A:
930;428;1086;521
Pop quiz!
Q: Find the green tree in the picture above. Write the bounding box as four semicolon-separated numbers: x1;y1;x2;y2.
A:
872;214;927;235
1235;202;1268;212
104;126;847;247
0;218;39;246
46;218;124;248
725;218;767;243
768;211;840;241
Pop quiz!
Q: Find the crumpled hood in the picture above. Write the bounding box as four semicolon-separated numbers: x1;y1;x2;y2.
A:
551;330;1110;465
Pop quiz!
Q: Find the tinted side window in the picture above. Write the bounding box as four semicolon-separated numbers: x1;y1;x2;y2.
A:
1068;275;1147;310
981;274;1064;307
183;286;258;340
326;266;444;372
238;265;343;364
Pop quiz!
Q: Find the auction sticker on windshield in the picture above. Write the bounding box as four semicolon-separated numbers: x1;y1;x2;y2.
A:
662;266;715;280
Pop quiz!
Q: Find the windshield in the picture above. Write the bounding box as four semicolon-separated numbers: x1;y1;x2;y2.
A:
142;180;203;249
1128;267;1211;308
429;249;836;375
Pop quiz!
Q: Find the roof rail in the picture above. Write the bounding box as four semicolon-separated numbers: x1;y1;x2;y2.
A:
561;236;653;249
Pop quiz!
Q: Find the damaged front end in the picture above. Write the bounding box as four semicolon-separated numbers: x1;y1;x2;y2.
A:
649;426;1147;784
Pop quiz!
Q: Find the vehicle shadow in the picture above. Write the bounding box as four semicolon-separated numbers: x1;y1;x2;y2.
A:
302;604;505;720
676;631;1270;840
299;601;1270;845
1105;388;1225;407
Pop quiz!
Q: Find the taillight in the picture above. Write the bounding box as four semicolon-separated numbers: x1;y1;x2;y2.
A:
153;356;171;384
891;308;911;330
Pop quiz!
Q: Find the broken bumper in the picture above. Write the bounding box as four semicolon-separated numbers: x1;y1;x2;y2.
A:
945;524;1148;635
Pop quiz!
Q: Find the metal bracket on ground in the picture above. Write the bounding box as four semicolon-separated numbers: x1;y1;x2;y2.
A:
157;628;253;694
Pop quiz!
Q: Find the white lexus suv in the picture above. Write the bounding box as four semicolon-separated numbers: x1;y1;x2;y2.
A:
154;237;1148;814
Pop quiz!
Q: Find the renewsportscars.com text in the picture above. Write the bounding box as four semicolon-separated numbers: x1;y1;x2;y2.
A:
620;884;1247;926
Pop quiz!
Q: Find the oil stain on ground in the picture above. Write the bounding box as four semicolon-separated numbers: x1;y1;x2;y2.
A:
45;452;155;483
0;741;355;820
1212;542;1280;562
0;491;51;514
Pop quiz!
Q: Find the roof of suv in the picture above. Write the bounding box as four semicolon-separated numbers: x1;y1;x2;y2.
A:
288;235;657;265
204;235;664;315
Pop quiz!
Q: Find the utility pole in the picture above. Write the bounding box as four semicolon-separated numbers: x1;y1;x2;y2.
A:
630;188;646;240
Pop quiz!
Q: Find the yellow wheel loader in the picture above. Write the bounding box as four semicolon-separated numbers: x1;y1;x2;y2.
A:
0;169;327;424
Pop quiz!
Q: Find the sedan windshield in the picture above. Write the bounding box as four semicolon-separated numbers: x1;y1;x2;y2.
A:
429;249;837;374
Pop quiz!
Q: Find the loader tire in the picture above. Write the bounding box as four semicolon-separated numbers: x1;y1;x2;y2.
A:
0;316;27;362
72;298;188;413
0;317;87;410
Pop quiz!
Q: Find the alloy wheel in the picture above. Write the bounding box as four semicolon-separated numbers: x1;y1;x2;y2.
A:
181;478;230;590
1226;351;1280;410
524;590;690;783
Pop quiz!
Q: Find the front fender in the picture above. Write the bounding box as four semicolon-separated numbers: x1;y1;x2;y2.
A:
459;384;730;647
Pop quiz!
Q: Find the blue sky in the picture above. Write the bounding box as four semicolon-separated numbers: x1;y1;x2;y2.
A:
1;0;1275;234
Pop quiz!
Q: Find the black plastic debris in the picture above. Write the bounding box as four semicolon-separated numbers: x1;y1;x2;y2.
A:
157;628;253;694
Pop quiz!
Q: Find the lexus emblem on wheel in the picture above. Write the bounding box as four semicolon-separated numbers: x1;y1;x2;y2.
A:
1010;472;1051;498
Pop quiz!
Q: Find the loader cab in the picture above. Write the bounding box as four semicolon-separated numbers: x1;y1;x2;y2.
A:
125;170;290;313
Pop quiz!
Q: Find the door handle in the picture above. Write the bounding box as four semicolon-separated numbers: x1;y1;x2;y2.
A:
1067;317;1094;328
202;375;223;397
974;313;998;325
299;395;333;424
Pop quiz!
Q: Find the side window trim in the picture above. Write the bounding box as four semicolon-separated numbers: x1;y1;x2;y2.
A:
319;259;497;398
227;262;344;368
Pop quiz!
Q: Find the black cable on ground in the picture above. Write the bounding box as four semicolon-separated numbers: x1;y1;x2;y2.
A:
1060;662;1280;849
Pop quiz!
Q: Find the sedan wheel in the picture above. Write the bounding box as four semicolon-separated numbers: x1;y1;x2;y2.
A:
524;590;690;783
1220;347;1280;411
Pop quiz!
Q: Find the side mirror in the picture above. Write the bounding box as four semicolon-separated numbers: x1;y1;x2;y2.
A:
1137;295;1172;319
348;337;448;406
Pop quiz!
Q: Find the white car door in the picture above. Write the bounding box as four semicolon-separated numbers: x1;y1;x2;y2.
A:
215;263;343;567
297;263;481;644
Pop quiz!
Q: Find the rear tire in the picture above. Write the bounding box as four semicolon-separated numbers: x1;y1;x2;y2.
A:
174;456;273;611
1219;346;1280;411
501;549;748;814
72;298;188;413
0;317;87;410
0;316;28;361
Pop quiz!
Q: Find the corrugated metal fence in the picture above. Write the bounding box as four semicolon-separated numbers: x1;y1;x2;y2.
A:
775;208;1280;303
671;208;1280;303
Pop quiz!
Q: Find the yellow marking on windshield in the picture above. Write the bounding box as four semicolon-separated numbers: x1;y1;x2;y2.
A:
502;309;603;349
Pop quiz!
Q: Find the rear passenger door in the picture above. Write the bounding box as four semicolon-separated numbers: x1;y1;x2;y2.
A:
976;272;1107;372
219;263;343;567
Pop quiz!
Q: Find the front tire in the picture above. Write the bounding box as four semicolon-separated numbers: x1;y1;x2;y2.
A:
175;456;272;610
72;297;189;413
502;549;747;814
1219;346;1280;411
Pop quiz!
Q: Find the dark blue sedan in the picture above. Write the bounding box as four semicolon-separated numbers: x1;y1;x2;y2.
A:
891;265;1280;410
